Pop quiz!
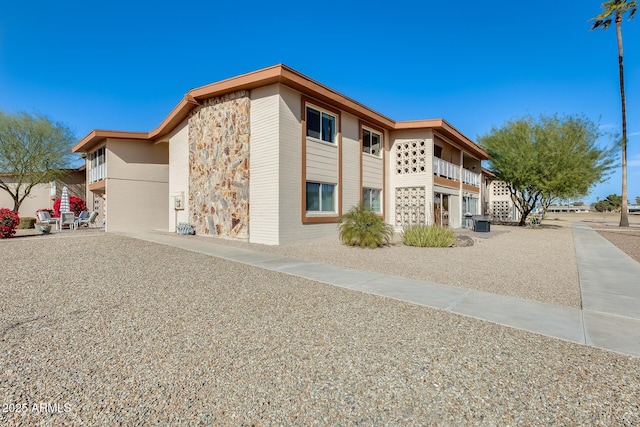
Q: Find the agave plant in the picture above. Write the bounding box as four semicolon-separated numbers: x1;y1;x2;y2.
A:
338;204;393;248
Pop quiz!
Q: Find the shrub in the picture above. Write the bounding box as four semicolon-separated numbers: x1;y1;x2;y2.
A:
402;224;455;247
53;196;87;217
338;204;393;248
18;217;36;229
0;208;20;238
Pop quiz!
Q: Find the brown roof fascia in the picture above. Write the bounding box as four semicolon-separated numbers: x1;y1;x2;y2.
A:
72;129;149;153
481;167;496;178
395;118;489;160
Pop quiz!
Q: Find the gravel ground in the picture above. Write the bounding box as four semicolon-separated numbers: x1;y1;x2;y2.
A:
589;224;640;264
1;232;640;425
179;224;583;308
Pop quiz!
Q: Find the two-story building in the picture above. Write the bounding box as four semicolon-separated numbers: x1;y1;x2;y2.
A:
72;64;489;245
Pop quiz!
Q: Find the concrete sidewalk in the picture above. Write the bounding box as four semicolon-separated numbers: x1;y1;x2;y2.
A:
121;222;640;358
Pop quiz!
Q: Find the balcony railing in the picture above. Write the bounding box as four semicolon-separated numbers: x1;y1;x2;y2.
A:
90;163;105;184
433;158;459;181
462;168;480;187
433;158;480;187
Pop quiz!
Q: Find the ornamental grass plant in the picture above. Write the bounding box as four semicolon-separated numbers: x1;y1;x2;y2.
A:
402;224;455;247
338;204;393;249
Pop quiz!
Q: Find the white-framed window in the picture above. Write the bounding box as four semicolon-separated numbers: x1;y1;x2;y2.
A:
362;188;382;213
306;106;336;144
362;128;382;157
306;182;336;212
89;147;106;183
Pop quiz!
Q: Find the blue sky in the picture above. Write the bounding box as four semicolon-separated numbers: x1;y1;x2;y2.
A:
1;0;639;203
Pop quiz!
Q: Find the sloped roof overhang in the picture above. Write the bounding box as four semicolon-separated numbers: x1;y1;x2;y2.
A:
73;64;489;160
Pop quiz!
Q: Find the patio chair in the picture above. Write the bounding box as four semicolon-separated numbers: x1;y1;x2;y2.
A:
37;211;60;230
76;211;98;228
60;212;76;230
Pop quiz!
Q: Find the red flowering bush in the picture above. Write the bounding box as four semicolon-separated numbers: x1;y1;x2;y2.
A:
0;208;20;239
53;196;87;217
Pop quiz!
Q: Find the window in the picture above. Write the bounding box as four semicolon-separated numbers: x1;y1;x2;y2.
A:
362;128;382;156
306;106;336;143
434;145;443;159
362;188;381;213
89;147;106;183
306;182;335;212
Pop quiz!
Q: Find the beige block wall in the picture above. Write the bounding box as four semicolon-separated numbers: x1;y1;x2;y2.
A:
106;179;168;232
103;138;169;232
249;84;281;245
168;121;189;232
434;136;461;165
340;112;361;213
107;139;169;182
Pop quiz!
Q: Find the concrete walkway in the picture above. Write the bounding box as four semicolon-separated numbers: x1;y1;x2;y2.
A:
121;222;640;358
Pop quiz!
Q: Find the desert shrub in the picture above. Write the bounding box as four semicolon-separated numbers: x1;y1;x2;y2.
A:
18;217;36;229
0;208;20;238
53;195;86;217
338;204;393;248
402;224;455;247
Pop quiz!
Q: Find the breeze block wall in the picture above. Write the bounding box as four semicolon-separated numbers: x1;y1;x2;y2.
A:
188;90;250;239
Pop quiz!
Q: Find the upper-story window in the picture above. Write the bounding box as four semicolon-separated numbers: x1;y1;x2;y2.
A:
362;128;382;157
306;106;336;143
89;146;106;183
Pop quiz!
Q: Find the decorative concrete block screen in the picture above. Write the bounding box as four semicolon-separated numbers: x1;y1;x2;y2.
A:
395;186;426;227
395;140;427;174
492;181;510;196
492;200;511;221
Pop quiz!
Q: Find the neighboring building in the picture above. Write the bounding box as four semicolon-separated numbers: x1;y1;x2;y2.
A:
0;168;86;218
546;205;592;213
72;64;489;244
480;173;521;223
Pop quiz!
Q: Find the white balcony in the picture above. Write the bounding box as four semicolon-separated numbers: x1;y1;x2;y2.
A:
462;168;480;187
90;162;105;184
433;158;480;187
433;158;460;181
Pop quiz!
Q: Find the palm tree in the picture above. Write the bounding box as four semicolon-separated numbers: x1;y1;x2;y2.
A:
591;0;637;227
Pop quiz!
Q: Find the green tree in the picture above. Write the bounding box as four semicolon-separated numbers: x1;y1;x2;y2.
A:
591;0;637;227
478;114;615;226
635;196;640;204
605;193;624;210
0;111;76;212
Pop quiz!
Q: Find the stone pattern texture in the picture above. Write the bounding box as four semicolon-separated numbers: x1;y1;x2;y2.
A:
189;91;250;239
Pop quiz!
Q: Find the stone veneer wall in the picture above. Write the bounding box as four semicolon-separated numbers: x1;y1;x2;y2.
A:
189;90;250;239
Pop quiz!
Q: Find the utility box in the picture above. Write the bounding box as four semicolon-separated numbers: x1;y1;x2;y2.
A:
472;215;491;232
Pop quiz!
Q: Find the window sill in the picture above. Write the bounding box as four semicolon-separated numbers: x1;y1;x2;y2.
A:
307;137;337;148
303;214;339;224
